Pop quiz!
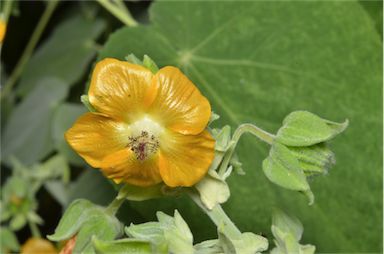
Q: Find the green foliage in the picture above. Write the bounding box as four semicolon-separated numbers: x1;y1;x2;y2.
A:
97;1;382;251
52;103;87;166
275;111;348;147
219;231;268;254
271;210;315;254
48;199;123;253
16;15;106;97
93;237;152;254
1;79;69;166
0;227;20;253
263;143;313;204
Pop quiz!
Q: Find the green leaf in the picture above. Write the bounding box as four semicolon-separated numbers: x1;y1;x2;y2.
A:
37;154;70;182
92;236;152;254
1;78;68;166
126;222;168;254
48;199;122;253
275;111;348;147
44;180;69;206
0;227;20;253
126;210;194;254
16;15;106;97
98;1;381;251
52;103;87;166
9;213;27;231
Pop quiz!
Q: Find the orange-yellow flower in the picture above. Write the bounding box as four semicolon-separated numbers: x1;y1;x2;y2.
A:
21;238;57;254
66;58;215;187
0;19;6;43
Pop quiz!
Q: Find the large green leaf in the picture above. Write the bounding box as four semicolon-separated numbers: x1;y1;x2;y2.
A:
1;78;69;166
16;14;105;97
52;103;87;166
96;1;382;252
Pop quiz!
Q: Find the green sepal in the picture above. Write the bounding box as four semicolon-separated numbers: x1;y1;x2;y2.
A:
125;53;143;65
194;239;221;254
117;184;163;201
208;111;220;126
159;210;194;254
47;199;123;253
272;209;303;242
275;111;348;147
210;126;232;170
288;143;335;176
0;227;20;253
142;55;159;74
262;143;313;204
80;95;96;112
92;236;152;254
195;170;230;210
218;230;268;254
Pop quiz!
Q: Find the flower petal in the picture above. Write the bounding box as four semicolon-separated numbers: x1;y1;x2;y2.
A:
65;113;130;168
148;66;211;135
88;58;154;122
100;149;162;186
158;130;215;187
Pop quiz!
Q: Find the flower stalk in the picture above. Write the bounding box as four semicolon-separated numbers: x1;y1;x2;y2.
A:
188;190;242;240
218;123;275;176
104;187;129;216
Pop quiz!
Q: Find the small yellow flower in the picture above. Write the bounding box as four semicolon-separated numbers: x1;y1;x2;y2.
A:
0;19;6;43
21;238;57;254
66;58;215;187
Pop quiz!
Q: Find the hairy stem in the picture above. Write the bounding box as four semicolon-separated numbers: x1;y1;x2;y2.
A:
28;220;41;238
96;0;138;27
1;0;59;99
218;123;275;176
188;190;242;239
104;186;128;216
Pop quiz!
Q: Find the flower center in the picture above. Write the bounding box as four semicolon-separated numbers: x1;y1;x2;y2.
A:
127;117;163;161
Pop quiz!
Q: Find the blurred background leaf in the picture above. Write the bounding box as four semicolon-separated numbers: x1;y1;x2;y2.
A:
1;78;68;166
97;1;382;252
15;14;105;97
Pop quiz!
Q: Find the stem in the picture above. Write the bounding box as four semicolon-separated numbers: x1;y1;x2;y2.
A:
28;220;41;238
188;190;242;240
218;123;275;176
96;0;138;27
1;0;59;99
104;186;129;215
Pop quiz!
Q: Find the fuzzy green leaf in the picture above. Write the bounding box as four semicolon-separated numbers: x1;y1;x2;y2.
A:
16;15;105;97
92;237;152;254
275;111;348;147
